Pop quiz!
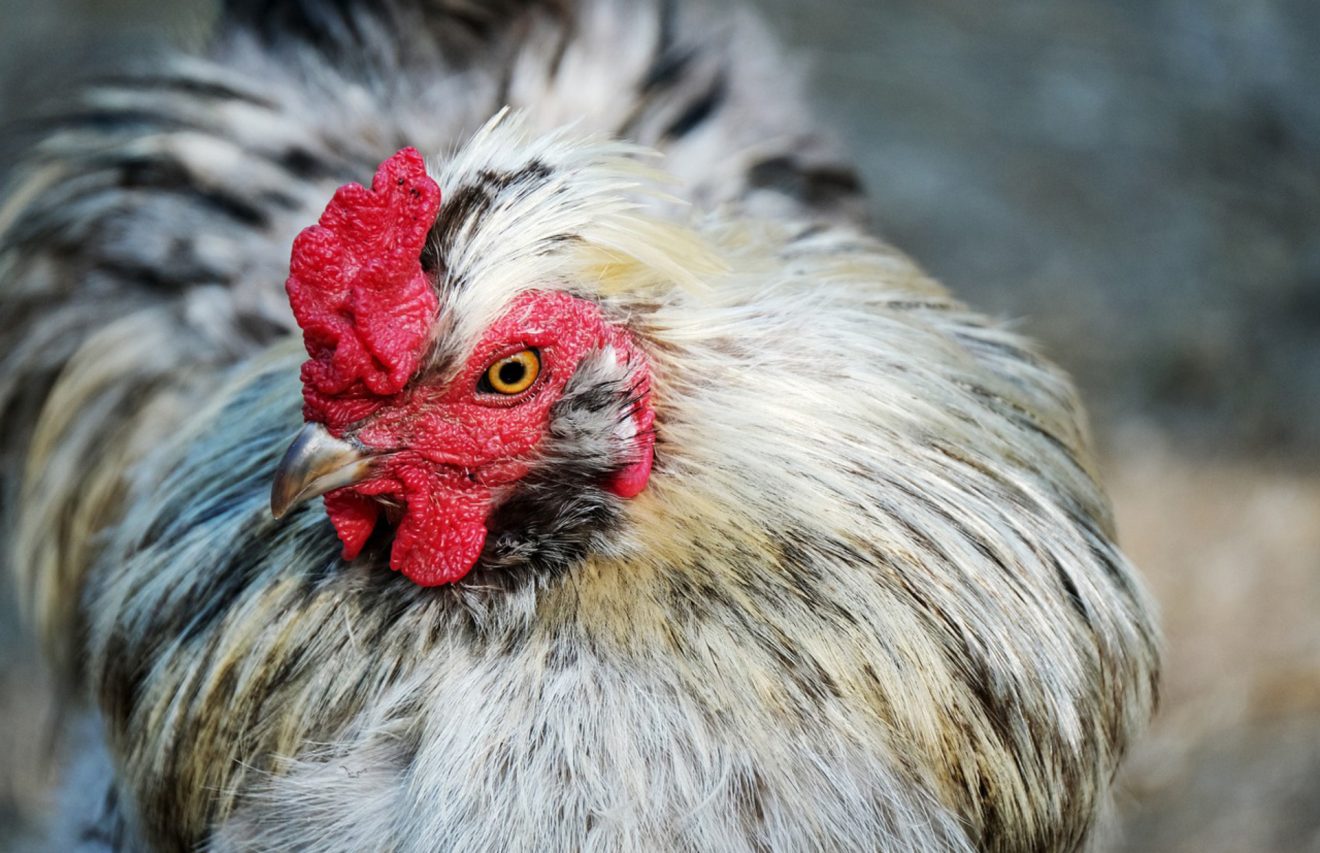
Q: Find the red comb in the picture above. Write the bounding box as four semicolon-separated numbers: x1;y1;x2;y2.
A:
286;147;441;431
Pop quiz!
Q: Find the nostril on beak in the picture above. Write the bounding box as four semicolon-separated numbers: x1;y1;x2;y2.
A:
270;423;374;518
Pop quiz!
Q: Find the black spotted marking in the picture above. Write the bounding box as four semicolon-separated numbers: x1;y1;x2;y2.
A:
860;527;1098;851
173;514;292;645
661;71;727;140
475;161;553;191
429;160;553;265
654;0;679;58
360;582;423;647
76;783;130;849
708;574;845;713
91;258;216;292
430;182;496;259
761;625;842;705
729;766;770;841
641;45;696;94
957;380;1094;486
774;531;828;590
233;310;290;346
1052;554;1091;627
785;222;830;243
695;530;852;710
436;0;568;42
273;145;341;181
109;154;276;228
882;299;955;312
954;648;1020;753
227;0;572;72
540;7;578;84
96;73;278;109
747;156;864;207
98;624;153;731
888;479;1032;598
951;330;1047;372
1074;513;1139;600
479;464;619;582
29;108;192;136
224;0;368;53
660;563;725;629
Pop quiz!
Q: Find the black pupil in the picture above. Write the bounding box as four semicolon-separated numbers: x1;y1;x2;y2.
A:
498;360;526;387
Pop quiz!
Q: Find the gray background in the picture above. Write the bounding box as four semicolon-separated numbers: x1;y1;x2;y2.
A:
2;1;1319;850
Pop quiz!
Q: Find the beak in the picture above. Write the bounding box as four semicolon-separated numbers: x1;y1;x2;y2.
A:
270;423;375;519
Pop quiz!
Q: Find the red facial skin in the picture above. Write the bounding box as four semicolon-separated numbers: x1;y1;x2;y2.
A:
285;148;653;587
325;290;654;586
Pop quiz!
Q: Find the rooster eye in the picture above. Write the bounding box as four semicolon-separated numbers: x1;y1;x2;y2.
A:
480;349;540;395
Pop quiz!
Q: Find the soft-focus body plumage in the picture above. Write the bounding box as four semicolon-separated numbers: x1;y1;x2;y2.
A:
0;1;1158;851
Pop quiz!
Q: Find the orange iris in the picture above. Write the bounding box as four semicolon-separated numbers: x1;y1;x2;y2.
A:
484;349;540;395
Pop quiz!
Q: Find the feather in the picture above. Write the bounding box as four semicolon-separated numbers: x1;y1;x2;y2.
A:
0;1;1158;850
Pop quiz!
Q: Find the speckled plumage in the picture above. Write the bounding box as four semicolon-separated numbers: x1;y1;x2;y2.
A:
0;1;1158;850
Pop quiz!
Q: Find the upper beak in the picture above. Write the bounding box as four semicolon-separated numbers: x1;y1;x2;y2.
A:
270;423;375;518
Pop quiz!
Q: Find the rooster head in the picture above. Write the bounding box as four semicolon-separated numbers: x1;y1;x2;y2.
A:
270;139;658;587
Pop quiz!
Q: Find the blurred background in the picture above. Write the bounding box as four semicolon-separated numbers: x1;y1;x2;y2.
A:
2;0;1318;849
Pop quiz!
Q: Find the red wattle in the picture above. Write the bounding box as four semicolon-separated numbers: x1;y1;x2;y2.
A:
608;405;655;498
324;490;380;560
389;467;490;587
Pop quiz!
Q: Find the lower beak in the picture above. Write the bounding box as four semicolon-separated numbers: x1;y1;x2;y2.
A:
270;423;375;518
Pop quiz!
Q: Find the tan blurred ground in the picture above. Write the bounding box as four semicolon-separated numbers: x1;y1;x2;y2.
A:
1106;435;1320;851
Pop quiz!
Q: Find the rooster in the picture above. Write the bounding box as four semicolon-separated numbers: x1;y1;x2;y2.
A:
0;1;1157;851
